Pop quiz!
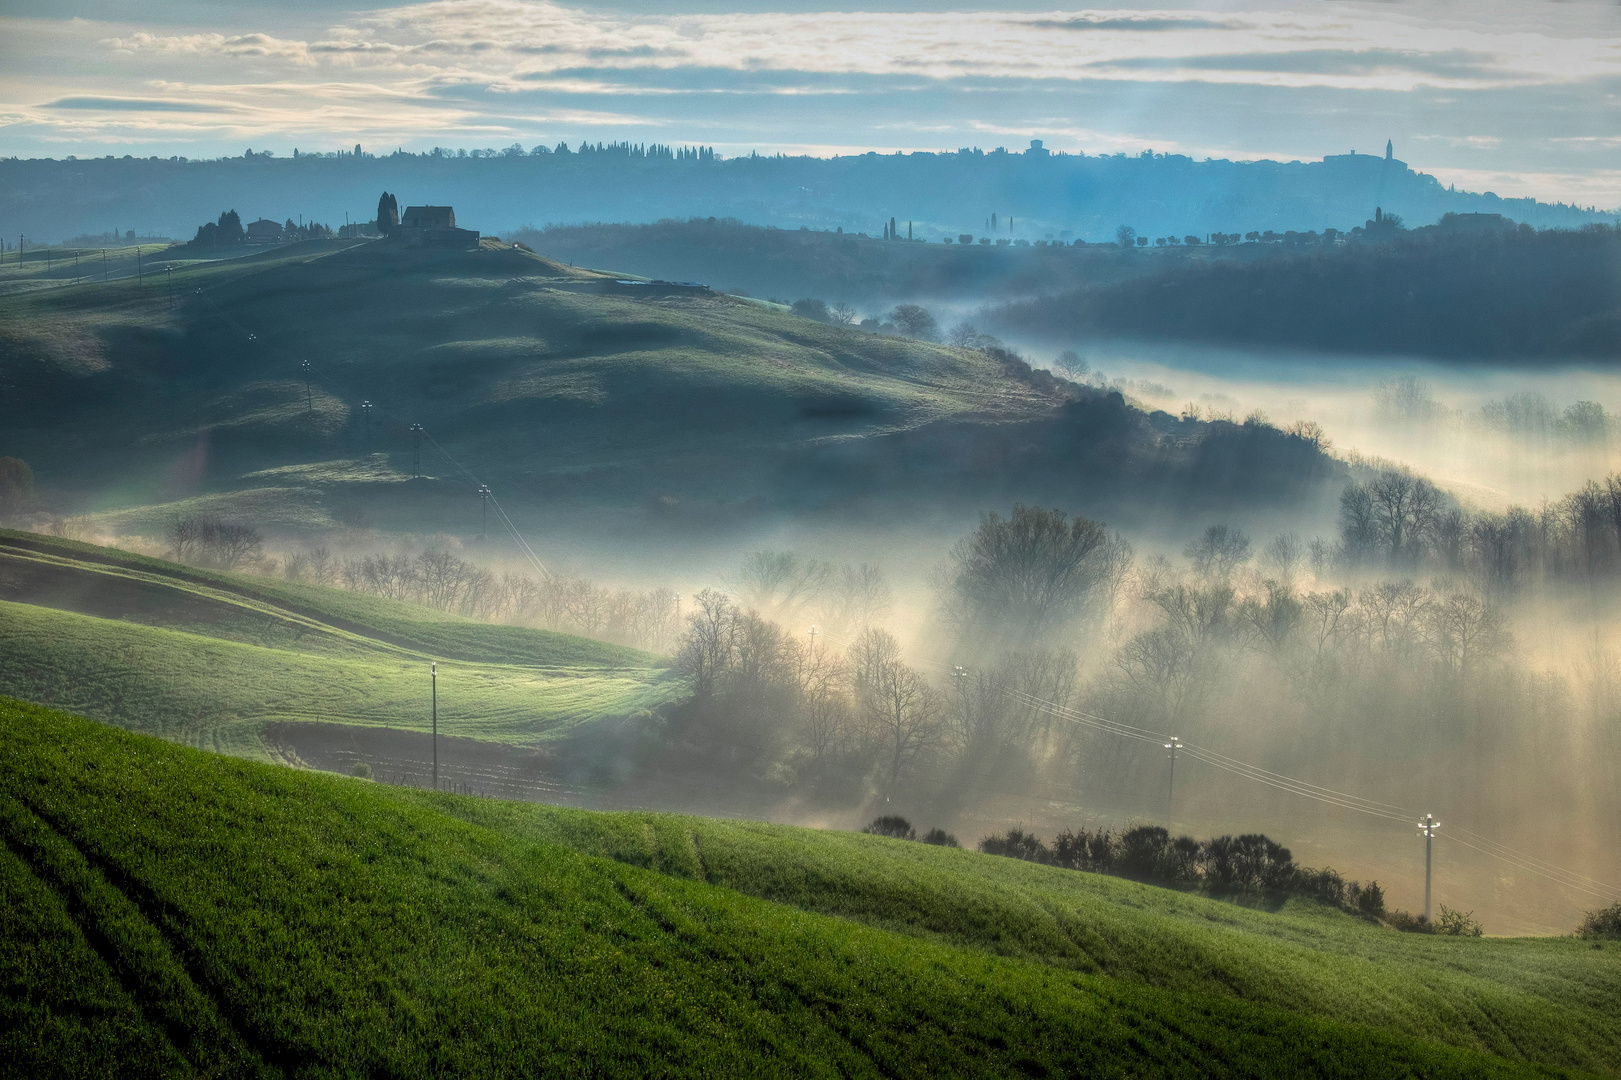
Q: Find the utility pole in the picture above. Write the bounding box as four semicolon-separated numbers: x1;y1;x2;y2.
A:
410;423;423;478
673;592;681;639
164;265;172;306
360;400;372;452
301;359;313;412
951;664;970;730
1418;814;1441;925
102;248;107;282
136;247;141;283
431;662;438;790
477;485;491;538
1164;737;1184;811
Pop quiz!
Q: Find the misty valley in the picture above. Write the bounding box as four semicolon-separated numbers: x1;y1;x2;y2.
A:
4;47;1621;1076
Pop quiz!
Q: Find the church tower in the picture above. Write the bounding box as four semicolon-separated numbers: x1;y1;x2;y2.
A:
1385;139;1393;162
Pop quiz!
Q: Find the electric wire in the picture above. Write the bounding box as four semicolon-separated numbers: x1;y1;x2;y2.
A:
420;430;553;580
835;635;1619;901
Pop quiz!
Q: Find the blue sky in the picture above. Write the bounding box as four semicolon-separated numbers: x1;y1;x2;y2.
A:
3;0;1618;206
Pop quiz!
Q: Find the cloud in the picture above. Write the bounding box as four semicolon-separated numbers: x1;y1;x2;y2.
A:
46;96;224;113
1030;16;1247;32
1;1;1617;205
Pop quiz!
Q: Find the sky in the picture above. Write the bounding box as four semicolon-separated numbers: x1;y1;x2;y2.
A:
2;0;1619;207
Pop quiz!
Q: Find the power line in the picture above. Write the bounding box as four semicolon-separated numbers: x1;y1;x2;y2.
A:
420;430;552;580
829;637;1616;902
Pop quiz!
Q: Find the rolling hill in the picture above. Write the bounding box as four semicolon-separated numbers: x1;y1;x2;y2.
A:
0;235;1341;542
0;529;680;776
4;697;1616;1078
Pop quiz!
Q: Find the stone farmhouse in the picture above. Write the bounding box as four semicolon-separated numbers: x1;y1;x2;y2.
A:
374;192;480;248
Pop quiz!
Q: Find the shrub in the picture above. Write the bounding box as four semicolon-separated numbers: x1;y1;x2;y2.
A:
862;815;915;840
1050;827;1115;873
1112;825;1202;885
1576;902;1621;940
1386;909;1430;933
1435;905;1484;937
1294;867;1349;907
1349;880;1387;917
921;828;960;848
791;298;830;322
1202;834;1296;893
978;829;1049;862
350;761;373;780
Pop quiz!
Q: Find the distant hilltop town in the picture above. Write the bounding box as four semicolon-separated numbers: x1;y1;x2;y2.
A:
186;192;479;249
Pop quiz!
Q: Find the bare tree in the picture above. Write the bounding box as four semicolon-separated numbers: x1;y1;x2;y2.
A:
1241;581;1302;654
889;304;940;341
789;638;853;767
305;545;333;586
1301;589;1353;659
677;589;739;700
733;550;833;621
827;562;892;631
850;628;940;790
1053;350;1089;381
1369;470;1442;563
1260;533;1303;589
829;302;856;327
1357;581;1429;654
950;505;1107;640
1426;589;1508;674
208;522;263;570
1093;532;1136;616
1184;524;1252;582
168;515;207;562
1339;484;1378;564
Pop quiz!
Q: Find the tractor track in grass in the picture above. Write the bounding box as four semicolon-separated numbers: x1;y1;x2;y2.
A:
0;789;285;1078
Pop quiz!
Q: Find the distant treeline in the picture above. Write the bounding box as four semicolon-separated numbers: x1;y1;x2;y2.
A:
6;143;1610;251
988;223;1621;360
512;217;1149;304
1334;466;1621;596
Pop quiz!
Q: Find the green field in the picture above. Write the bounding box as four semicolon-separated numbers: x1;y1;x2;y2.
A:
0;530;679;758
3;698;1616;1078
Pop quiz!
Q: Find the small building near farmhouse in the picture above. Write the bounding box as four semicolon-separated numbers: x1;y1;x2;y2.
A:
245;218;284;244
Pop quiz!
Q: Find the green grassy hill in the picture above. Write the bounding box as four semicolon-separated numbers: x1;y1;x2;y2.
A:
0;530;679;761
0;236;1065;522
4;698;1615;1078
0;234;1339;538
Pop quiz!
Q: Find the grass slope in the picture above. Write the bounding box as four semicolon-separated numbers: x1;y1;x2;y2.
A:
0;531;679;757
3;699;1607;1079
0;237;1063;516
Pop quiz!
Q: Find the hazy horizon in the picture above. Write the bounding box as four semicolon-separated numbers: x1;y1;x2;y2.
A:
3;1;1620;209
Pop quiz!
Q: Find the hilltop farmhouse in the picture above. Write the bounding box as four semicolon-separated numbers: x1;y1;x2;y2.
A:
375;191;480;248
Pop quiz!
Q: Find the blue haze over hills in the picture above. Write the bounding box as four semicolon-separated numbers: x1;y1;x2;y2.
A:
2;140;1612;246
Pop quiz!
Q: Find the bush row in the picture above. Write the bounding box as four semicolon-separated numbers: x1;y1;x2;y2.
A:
975;823;1485;934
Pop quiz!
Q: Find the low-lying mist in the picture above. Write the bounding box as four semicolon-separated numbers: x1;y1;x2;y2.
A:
1003;338;1621;511
47;460;1621;936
